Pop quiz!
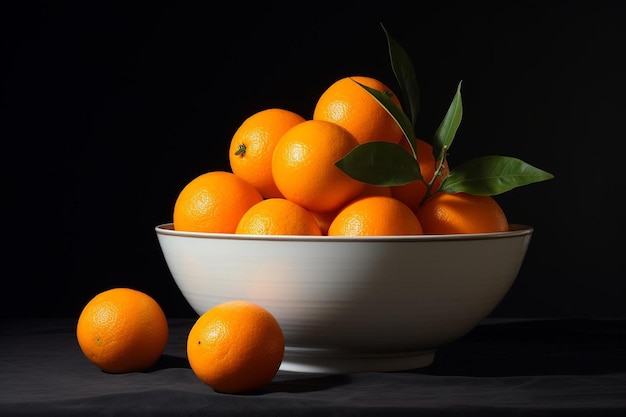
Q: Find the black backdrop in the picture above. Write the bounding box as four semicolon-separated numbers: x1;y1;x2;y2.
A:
2;1;624;319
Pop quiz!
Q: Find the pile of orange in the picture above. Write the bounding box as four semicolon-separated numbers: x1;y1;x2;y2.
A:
173;75;510;237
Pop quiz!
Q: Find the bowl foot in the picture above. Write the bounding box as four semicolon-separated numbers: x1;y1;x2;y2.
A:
280;346;436;373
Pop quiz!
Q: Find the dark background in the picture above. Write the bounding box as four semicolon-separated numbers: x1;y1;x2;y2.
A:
2;1;624;319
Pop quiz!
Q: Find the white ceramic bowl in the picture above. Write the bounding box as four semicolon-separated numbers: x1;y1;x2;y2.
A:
156;223;532;373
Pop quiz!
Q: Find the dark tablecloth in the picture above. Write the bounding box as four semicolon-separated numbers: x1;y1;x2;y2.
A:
1;318;625;416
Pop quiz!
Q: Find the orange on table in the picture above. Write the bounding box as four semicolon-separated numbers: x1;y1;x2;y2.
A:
391;138;450;212
313;75;404;145
328;195;424;236
76;287;169;374
173;171;263;233
417;192;509;234
186;300;285;394
229;108;306;198
272;119;366;212
236;198;322;236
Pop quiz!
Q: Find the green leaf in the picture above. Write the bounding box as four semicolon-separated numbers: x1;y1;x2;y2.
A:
439;155;555;196
433;81;463;161
336;142;423;186
381;23;420;128
353;79;417;156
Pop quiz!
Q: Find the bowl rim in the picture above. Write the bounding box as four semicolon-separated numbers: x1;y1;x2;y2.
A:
155;223;533;242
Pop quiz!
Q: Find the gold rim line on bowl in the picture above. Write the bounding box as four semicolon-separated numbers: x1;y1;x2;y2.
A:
155;223;533;242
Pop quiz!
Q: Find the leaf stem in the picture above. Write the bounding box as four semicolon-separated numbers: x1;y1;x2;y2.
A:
420;145;449;206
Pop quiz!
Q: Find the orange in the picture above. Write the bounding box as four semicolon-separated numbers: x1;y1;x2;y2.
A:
358;183;393;198
236;198;322;236
173;171;263;233
308;209;338;236
390;138;450;212
76;287;169;374
272;119;366;212
229;108;306;198
328;195;424;236
313;75;404;145
186;300;285;394
309;185;392;235
417;192;509;234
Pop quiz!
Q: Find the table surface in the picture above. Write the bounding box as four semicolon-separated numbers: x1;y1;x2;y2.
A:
1;317;625;416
